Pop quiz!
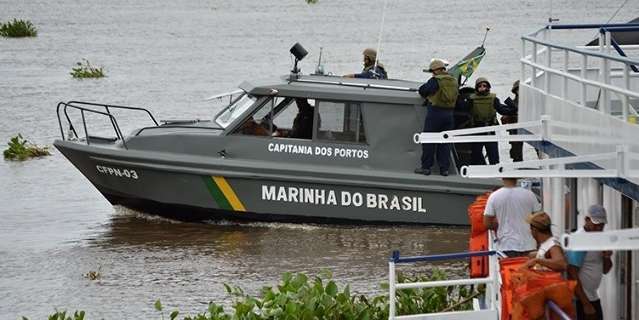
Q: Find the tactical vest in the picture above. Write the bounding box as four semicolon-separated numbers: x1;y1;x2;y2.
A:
428;74;458;108
470;93;497;125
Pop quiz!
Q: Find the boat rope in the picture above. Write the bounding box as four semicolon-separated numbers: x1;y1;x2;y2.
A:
606;0;630;24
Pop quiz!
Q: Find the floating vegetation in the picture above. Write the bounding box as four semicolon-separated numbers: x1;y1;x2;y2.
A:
4;134;51;161
30;270;478;319
0;19;37;37
84;266;102;281
22;310;85;320
70;59;105;78
305;0;319;4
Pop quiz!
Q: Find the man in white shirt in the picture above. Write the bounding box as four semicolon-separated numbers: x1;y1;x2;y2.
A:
483;177;541;257
566;204;612;320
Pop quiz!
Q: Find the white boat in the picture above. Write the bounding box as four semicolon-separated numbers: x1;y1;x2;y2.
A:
389;22;639;319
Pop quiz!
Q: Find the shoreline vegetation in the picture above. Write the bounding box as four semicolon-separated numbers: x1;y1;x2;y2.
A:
70;59;105;78
0;19;37;37
3;135;51;161
26;270;476;320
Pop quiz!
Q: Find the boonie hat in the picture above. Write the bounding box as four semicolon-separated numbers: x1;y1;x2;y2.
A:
526;211;552;230
586;204;607;224
363;48;377;60
424;59;447;72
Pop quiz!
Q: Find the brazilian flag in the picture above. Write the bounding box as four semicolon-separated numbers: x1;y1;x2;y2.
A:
448;46;486;85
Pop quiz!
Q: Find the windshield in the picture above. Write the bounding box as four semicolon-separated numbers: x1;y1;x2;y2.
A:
214;93;257;128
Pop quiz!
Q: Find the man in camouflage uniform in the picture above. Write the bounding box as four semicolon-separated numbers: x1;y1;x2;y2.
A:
415;59;459;176
467;77;508;165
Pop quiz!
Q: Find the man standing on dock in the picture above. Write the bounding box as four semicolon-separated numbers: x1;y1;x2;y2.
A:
483;177;541;257
414;58;458;176
566;204;612;320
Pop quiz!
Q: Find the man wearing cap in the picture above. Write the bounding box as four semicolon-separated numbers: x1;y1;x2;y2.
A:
566;204;612;320
502;80;523;162
524;211;568;272
414;58;458;176
467;77;508;165
344;48;388;80
483;177;541;257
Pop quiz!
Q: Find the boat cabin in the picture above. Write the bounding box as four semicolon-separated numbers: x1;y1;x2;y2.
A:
211;75;433;173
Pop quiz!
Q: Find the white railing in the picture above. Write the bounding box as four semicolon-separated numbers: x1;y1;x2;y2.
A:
388;250;499;320
521;24;639;122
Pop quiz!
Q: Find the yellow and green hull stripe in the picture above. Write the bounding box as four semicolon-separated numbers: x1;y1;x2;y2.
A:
203;176;246;212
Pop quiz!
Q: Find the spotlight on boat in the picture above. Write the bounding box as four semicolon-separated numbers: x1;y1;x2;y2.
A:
290;42;308;77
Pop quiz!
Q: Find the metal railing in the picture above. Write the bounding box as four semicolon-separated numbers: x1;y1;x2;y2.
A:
545;301;572;320
56;101;159;149
521;23;639;121
388;250;499;320
135;124;223;136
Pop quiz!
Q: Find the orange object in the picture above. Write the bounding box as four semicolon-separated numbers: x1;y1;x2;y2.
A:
469;233;489;277
509;268;577;319
499;257;529;320
467;193;491;278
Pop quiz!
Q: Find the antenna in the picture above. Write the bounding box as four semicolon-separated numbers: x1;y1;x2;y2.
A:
480;27;490;48
373;0;389;75
315;47;324;75
548;0;559;24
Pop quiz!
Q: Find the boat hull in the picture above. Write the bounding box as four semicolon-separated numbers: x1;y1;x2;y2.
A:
55;140;491;225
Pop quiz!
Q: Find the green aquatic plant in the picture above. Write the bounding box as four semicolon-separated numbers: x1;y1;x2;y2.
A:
70;59;105;78
34;270;477;319
21;310;85;320
4;134;51;161
305;0;319;4
0;19;37;37
84;266;102;281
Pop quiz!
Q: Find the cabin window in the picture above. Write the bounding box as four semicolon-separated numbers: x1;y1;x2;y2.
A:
315;100;366;144
231;97;283;136
231;97;316;140
271;98;316;139
215;93;257;128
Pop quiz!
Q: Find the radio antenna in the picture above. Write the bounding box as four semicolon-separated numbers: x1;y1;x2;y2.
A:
480;27;490;48
315;47;324;75
373;0;389;74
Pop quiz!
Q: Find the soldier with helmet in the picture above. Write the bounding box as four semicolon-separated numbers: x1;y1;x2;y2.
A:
414;58;459;176
468;77;508;165
344;48;388;79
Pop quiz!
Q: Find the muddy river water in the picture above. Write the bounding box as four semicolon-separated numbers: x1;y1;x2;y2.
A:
1;0;636;318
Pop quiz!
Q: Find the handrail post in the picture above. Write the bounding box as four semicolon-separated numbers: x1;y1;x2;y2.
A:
623;63;630;122
81;110;89;145
580;55;588;107
562;50;569;99
532;42;538;89
111;116;128;149
388;260;396;320
544;42;552;115
56;102;65;140
602;30;612;115
521;38;526;84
